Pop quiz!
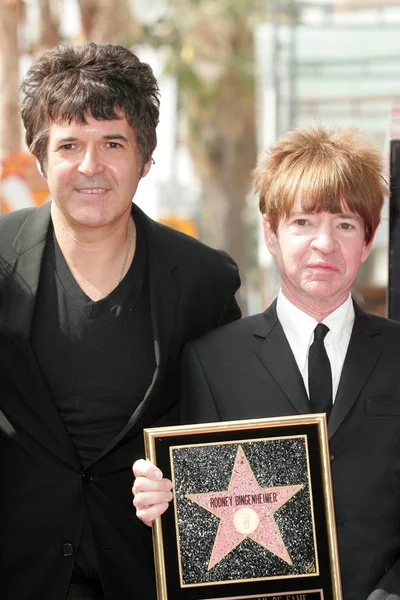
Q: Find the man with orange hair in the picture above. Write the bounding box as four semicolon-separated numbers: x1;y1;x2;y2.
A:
133;126;400;600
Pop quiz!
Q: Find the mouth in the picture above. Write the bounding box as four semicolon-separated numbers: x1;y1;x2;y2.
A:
307;263;339;271
76;188;108;194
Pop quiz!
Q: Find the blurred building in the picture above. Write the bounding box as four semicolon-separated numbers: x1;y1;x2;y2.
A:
2;0;399;314
254;0;400;314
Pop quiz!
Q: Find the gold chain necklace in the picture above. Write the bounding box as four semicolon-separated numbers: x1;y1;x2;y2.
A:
117;215;133;285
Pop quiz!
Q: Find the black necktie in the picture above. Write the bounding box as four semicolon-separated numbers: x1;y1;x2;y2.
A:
308;323;332;417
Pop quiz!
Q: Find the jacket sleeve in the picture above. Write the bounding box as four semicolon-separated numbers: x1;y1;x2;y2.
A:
180;342;221;426
217;254;241;326
218;288;241;326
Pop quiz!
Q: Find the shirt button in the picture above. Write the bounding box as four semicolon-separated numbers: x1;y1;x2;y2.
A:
330;454;335;462
82;470;93;483
62;543;74;557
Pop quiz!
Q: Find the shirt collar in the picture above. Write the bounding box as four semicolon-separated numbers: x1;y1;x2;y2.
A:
276;290;355;371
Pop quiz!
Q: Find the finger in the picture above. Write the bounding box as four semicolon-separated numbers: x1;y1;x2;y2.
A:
132;458;163;481
136;501;170;526
132;489;173;512
132;475;173;495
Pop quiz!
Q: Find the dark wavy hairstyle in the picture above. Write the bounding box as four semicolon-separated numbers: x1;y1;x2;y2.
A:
21;42;160;174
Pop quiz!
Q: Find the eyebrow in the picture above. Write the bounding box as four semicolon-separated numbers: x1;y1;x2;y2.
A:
337;213;362;220
103;134;129;142
53;136;78;144
291;211;361;220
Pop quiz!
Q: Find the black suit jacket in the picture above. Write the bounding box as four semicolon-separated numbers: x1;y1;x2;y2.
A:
0;202;240;600
181;300;400;600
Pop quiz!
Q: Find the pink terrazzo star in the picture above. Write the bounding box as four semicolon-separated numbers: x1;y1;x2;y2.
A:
187;445;303;570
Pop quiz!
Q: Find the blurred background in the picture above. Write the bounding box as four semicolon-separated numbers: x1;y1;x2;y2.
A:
1;0;399;315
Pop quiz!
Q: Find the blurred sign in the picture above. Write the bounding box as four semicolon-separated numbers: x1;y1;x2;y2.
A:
158;216;198;238
0;151;50;213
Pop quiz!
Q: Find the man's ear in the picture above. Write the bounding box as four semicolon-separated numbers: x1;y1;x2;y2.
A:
36;159;47;179
140;156;152;179
262;214;277;257
361;230;376;264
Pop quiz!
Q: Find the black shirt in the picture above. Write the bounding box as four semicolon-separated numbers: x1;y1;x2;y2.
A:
31;215;154;580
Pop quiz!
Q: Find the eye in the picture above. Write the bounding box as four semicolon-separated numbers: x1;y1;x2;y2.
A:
294;219;308;227
339;222;354;231
58;143;76;151
106;142;122;149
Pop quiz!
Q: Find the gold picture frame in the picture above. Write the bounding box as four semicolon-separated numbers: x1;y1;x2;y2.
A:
144;413;342;600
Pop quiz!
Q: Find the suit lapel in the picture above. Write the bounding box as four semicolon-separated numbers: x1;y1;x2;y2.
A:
3;203;51;338
254;301;311;414
127;209;177;420
1;203;80;468
328;301;382;439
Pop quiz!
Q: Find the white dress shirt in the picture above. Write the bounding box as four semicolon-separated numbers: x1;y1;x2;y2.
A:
276;291;355;403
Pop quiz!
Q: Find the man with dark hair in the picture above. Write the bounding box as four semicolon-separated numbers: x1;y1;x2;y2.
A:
133;126;400;600
0;42;240;600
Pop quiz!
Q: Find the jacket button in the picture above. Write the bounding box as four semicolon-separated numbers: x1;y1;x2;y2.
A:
62;543;74;557
82;470;93;483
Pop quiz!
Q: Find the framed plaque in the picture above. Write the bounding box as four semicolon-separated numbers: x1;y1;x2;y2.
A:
144;414;342;600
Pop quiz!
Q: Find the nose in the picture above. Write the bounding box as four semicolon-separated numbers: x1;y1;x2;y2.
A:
310;226;338;254
77;148;105;176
